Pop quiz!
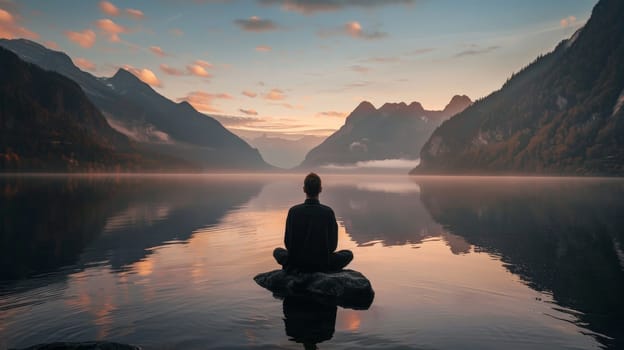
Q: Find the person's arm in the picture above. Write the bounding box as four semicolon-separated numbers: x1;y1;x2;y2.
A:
328;209;338;252
284;209;292;250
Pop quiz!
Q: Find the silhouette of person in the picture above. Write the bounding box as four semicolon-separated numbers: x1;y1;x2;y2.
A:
283;296;337;349
273;173;353;272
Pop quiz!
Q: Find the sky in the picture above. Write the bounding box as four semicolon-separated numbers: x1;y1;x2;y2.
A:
0;0;596;140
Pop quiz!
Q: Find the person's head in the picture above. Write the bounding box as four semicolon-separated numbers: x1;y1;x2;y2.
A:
303;173;322;198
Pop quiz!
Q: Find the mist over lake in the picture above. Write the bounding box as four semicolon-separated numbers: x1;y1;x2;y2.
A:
1;174;623;349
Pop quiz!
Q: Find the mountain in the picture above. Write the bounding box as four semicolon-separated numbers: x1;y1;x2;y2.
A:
0;39;271;171
413;0;624;175
0;47;189;171
246;134;325;169
299;95;471;168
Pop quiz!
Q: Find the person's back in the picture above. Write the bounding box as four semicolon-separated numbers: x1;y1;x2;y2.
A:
273;173;353;273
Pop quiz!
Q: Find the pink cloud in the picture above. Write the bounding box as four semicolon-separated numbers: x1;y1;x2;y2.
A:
73;57;96;71
150;46;166;56
318;111;347;118
256;45;272;52
186;61;212;78
160;64;184;76
123;65;162;87
560;15;577;28
99;1;120;16
239;109;259;116
44;41;59;50
126;8;144;20
96;18;126;42
0;8;39;40
242;90;257;98
344;21;386;40
264;88;285;101
65;29;96;48
170;28;184;37
177;91;233;113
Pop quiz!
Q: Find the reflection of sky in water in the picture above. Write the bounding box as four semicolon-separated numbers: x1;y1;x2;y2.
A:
1;175;622;349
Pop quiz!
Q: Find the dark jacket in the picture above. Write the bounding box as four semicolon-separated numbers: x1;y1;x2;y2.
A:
284;198;338;272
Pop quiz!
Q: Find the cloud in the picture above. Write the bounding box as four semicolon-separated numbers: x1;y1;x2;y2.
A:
99;1;120;16
256;45;272;52
264;88;286;100
239;108;259;115
160;64;185;76
364;56;399;63
96;18;127;42
170;28;184;36
350;65;370;73
258;0;415;14
242;90;258;98
44;41;59;50
65;29;96;48
318;111;347;118
0;8;39;40
560;15;577;28
73;57;96;71
234;16;278;32
320;21;386;40
126;8;144;20
344;21;386;39
177;91;233;113
454;45;500;58
186;61;212;77
194;59;212;68
123;65;162;87
150;46;166;56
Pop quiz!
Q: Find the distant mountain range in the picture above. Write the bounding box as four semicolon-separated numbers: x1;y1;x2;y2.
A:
300;95;472;168
0;39;272;171
0;47;193;171
245;134;325;169
413;0;624;175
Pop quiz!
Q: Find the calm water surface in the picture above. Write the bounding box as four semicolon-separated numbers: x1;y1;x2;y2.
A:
1;174;623;349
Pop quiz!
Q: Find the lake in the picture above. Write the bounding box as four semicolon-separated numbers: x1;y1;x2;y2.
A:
1;174;623;349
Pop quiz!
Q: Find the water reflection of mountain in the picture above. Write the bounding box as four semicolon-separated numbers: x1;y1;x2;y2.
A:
324;183;445;247
416;178;624;349
0;176;262;282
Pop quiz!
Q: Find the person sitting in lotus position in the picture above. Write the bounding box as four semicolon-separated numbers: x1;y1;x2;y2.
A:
273;173;353;273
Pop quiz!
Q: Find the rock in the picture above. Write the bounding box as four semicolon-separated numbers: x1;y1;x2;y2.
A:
254;269;374;310
13;342;141;350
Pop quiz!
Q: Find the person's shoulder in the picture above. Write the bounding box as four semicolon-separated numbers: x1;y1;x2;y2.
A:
318;203;335;213
288;203;307;212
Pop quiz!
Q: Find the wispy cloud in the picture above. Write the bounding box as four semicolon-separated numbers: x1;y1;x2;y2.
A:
160;64;185;76
186;60;212;77
454;45;500;58
123;65;162;87
560;15;577;28
170;28;184;36
177;91;233;113
234;16;278;32
258;0;415;15
320;21;386;40
96;18;127;42
242;90;258;98
126;8;144;20
99;1;120;16
350;65;370;73
264;88;286;100
73;57;96;71
65;29;96;48
150;46;166;56
239;108;259;115
256;45;272;52
0;8;38;40
318;111;347;118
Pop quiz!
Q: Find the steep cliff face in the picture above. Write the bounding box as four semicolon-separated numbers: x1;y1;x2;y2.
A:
300;95;471;168
414;0;624;175
0;47;135;171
